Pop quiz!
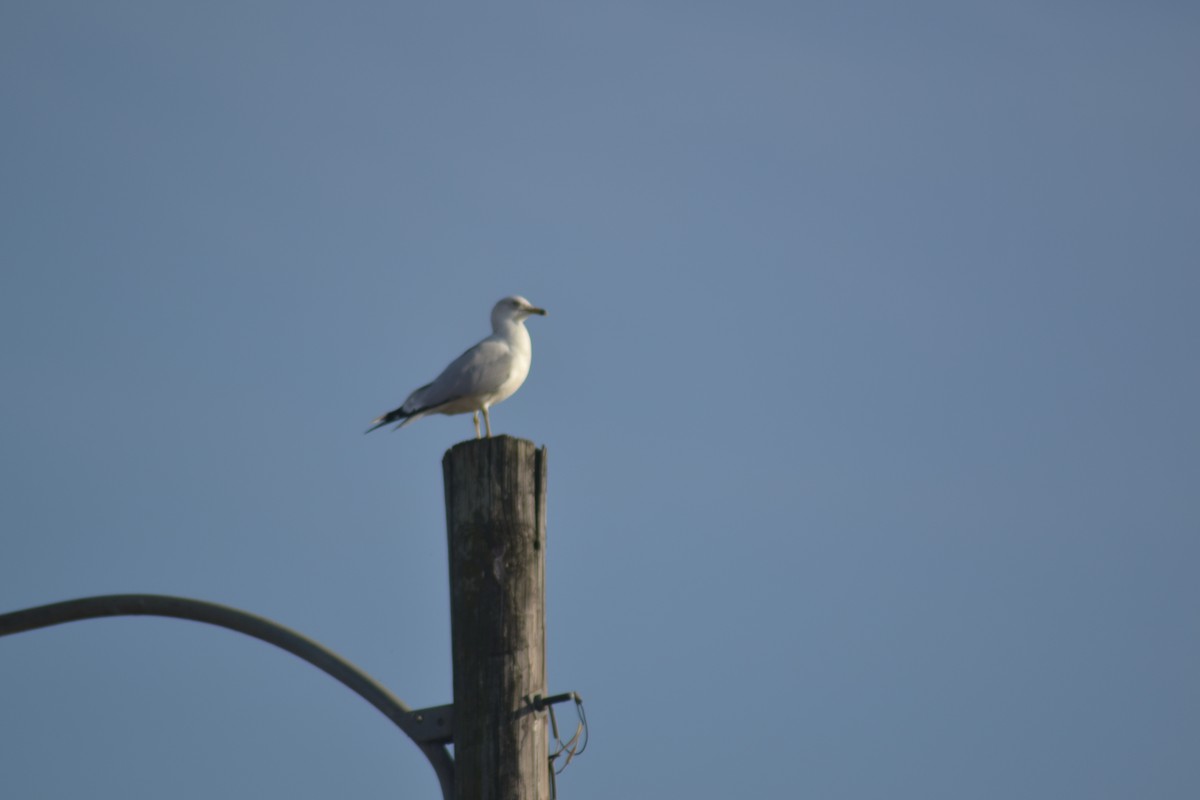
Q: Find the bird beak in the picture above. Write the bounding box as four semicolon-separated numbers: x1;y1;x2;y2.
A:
528;306;548;316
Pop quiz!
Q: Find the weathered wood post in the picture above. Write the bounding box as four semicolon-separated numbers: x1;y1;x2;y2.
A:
443;435;548;800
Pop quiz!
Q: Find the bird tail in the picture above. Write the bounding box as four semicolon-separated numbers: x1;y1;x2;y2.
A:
365;408;411;434
367;381;436;434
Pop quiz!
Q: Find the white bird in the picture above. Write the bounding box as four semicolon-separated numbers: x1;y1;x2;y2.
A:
367;295;548;438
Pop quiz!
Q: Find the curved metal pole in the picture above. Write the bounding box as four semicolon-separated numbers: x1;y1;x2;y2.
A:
0;594;454;799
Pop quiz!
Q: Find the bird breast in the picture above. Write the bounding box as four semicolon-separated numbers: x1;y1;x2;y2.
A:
489;345;532;405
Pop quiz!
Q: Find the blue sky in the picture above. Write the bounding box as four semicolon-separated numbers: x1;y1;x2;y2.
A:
2;2;1198;798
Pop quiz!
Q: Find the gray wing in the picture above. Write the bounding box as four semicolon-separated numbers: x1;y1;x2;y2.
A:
403;337;513;413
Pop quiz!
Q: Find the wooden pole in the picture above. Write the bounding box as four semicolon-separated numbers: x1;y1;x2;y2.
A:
443;435;548;800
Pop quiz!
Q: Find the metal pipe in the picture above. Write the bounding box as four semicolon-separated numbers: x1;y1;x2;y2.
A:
0;594;455;799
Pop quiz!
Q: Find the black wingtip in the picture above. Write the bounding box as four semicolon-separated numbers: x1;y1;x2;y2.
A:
365;408;409;435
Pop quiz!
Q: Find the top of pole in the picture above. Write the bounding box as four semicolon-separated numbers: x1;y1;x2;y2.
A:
443;433;539;458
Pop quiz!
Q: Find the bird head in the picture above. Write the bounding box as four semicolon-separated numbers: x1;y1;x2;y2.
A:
492;295;548;328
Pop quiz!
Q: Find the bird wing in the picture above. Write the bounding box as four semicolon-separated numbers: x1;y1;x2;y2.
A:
403;337;514;413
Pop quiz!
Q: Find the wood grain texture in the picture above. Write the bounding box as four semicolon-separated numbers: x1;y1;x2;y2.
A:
443;435;547;800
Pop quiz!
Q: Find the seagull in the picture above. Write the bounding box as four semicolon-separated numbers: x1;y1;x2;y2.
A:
367;295;548;438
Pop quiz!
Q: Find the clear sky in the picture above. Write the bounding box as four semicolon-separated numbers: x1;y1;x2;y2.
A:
2;2;1198;798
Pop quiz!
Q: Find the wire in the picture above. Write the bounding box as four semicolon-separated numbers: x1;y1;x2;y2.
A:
547;692;589;799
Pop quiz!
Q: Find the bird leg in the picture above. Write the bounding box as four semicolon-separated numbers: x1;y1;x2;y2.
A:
483;406;493;438
473;412;481;439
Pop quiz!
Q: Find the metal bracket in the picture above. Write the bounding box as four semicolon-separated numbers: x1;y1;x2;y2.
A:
402;703;455;744
404;693;579;745
531;691;580;712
